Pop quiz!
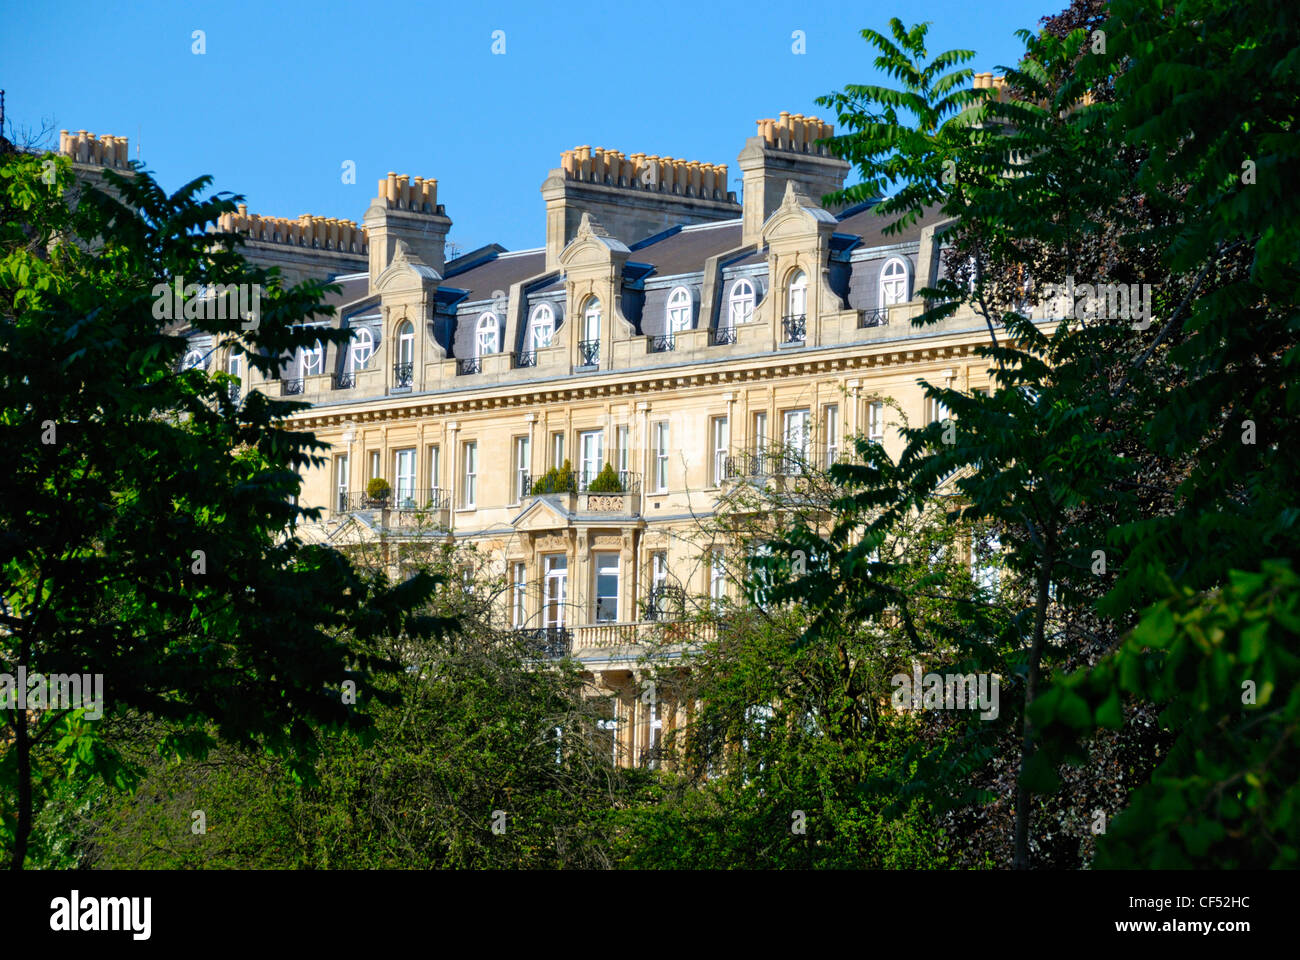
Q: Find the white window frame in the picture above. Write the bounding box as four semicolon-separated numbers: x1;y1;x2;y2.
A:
513;436;530;504
867;401;885;443
583;297;601;343
511;562;526;627
396;321;415;366
787;270;808;316
369;450;381;479
543;554;568;629
476;312;499;356
709;549;726;607
394;448;416;506
348;327;375;371
300;339;324;378
181;348;206;371
824;404;840;466
428;445;441;493
783;408;811;471
728;278;755;326
666;286;692;333
653;421;670;493
880;256;910;308
579;429;604;489
551;431;565;470
335;454;349;511
711;415;729;486
529;303;555;350
616;425;630;474
594;552;620;623
461;441;478;508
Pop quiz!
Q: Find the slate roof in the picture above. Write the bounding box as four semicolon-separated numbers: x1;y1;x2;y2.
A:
442;249;549;302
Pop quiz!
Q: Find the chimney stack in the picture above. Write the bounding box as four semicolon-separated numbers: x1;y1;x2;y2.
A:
363;170;452;282
738;112;849;244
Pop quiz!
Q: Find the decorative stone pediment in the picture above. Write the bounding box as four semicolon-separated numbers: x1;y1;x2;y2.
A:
512;495;574;532
762;180;837;242
558;212;631;267
375;239;442;294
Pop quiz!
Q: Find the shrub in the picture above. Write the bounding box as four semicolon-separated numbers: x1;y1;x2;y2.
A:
587;462;624;493
531;459;577;495
366;477;392;502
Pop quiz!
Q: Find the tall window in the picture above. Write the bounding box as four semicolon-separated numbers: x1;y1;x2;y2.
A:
529;303;555;350
666;286;692;333
787;270;808;316
753;411;768;473
181;348;205;371
867;401;885;444
616;425;630;474
579;430;604;488
462;441;478;508
348;327;375;370
543;555;567;628
783;408;811;472
711;415;729;486
369;451;380;479
594;553;619;623
728;279;755;326
709;549;726;608
427;445;441;495
226;350;243;397
583;298;601;343
928;396;951;425
394;448;416;506
880;257;909;307
823;404;840;466
334;454;349;511
653;422;670;492
551;431;565;469
512;436;530;504
396;321;415;365
972;532;1000;594
648;551;668;619
476;313;499;356
300;339;323;377
511;562;526;627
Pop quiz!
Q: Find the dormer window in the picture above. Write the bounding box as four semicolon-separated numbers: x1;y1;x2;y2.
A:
300;340;324;377
476;312;499;356
348;327;375;371
667;286;692;333
787;270;808;316
529;303;555;350
180;348;206;371
728;279;755;326
396;321;414;366
880;257;910;307
583;298;601;342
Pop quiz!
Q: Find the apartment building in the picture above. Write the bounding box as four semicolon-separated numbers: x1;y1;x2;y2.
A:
60;108;1009;766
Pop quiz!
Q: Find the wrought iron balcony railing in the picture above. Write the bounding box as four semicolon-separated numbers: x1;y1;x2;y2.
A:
456;357;481;376
859;307;888;328
513;627;572;660
515;350;537;368
522;471;641;496
710;325;738;346
393;362;414;388
781;314;807;344
280;378;304;396
332;372;356;390
650;334;677;353
337;487;448;513
724;447;811;480
227;384;241;403
578;339;599;367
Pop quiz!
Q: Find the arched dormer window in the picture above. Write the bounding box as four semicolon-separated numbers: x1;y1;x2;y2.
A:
880;257;910;308
787;270;808;317
396;321;414;366
667;286;692;333
180;348;206;372
529;303;555;351
582;297;601;343
476;312;499;356
348;327;375;371
728;279;755;326
300;339;324;377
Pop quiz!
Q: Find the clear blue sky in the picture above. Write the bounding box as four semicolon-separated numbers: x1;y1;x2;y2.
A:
3;0;1052;253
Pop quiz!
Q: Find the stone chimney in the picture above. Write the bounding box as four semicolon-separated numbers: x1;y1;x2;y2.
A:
363;172;452;282
738;113;849;245
541;145;741;270
58;129;131;169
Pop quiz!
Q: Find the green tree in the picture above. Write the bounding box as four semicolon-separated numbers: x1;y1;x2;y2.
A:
0;145;438;867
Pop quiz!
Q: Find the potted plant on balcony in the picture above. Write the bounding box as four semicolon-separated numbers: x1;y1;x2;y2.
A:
530;459;578;496
587;462;624;494
365;476;392;508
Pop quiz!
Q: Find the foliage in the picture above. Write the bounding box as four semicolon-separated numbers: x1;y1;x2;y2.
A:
366;476;392;502
530;458;577;496
587;462;625;494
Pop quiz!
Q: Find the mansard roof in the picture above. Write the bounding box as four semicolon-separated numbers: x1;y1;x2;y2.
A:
442;248;548;303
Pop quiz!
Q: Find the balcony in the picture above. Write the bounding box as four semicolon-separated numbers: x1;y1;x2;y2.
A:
335;487;450;528
512;619;717;661
859;307;889;328
392;362;414;388
650;334;677;353
456;357;482;376
515;350;537;369
578;339;600;367
280;378;304;396
724;447;808;481
332;372;356;390
710;325;738;346
521;471;642;516
781;315;807;344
